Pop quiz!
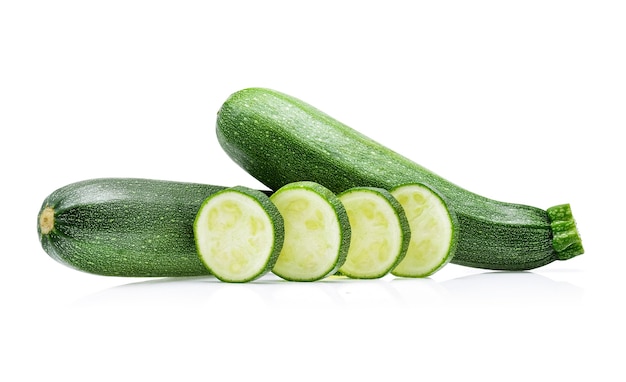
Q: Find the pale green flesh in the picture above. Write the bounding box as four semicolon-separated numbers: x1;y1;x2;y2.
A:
338;190;405;279
195;191;275;282
270;188;342;281
391;184;454;277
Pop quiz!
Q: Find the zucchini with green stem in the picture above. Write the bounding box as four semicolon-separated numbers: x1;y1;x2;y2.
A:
215;87;584;271
194;186;284;282
37;178;227;277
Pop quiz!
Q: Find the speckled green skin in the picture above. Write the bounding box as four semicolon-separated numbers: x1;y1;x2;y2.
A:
216;88;584;271
38;178;226;276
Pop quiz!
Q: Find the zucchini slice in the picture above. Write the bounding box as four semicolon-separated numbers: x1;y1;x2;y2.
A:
337;187;410;279
269;181;351;282
194;186;284;282
390;183;457;278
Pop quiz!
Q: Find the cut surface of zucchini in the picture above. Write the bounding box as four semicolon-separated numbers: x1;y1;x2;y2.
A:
390;183;457;277
338;187;410;279
194;186;283;282
269;181;350;282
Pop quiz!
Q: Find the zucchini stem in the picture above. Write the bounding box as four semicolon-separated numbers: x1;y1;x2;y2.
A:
39;207;55;235
547;204;584;260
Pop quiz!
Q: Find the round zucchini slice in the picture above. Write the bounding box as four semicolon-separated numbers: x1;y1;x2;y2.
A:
194;186;284;282
270;181;351;282
390;183;457;277
337;187;410;279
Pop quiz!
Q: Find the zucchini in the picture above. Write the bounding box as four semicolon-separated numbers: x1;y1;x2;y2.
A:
389;183;457;277
337;187;410;279
37;178;227;277
216;87;584;271
269;181;351;281
194;186;284;282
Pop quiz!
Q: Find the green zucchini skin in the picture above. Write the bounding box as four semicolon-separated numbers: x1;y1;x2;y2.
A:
216;88;584;271
38;178;227;277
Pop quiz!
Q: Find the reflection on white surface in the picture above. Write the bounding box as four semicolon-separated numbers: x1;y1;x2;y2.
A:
439;271;583;305
73;271;583;309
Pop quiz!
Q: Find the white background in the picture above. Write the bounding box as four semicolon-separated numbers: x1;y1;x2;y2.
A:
1;1;624;381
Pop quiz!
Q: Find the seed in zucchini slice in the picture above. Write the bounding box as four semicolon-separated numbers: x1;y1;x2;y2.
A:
390;183;457;278
337;187;411;279
269;181;351;282
194;186;284;283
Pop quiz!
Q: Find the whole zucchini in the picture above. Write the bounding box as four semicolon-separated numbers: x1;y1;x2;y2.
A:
37;178;226;277
216;88;584;271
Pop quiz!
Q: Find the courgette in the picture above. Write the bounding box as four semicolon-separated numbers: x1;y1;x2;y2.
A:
216;88;584;271
269;181;351;281
194;186;284;282
337;187;410;279
37;178;227;277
